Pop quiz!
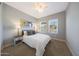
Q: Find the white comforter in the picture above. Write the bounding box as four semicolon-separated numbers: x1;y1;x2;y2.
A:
23;33;51;56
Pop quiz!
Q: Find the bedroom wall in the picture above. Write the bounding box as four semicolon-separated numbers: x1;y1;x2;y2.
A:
38;11;66;40
66;3;79;55
0;3;2;52
2;3;36;47
0;3;1;52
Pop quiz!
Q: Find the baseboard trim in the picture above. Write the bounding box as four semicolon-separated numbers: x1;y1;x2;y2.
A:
65;40;76;56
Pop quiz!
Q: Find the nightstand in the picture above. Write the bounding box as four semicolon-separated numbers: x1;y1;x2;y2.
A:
13;36;23;47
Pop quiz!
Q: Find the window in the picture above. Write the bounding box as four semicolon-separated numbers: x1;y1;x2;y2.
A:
40;22;47;32
48;19;58;34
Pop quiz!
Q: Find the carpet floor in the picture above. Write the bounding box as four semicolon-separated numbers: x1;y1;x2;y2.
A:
1;39;72;56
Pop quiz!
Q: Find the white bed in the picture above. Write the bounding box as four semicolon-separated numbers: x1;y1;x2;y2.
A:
22;32;51;56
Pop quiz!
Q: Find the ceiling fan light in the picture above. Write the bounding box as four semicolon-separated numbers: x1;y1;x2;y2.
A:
33;2;47;12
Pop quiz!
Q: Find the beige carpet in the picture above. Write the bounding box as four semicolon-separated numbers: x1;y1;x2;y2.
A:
1;39;72;56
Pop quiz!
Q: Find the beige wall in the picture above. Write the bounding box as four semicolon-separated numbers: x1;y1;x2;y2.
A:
66;3;79;55
0;3;2;52
37;11;66;40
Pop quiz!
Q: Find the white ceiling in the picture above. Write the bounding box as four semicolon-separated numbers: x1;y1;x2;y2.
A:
5;2;69;18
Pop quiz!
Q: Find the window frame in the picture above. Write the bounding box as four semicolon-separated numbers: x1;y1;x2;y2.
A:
48;18;58;34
